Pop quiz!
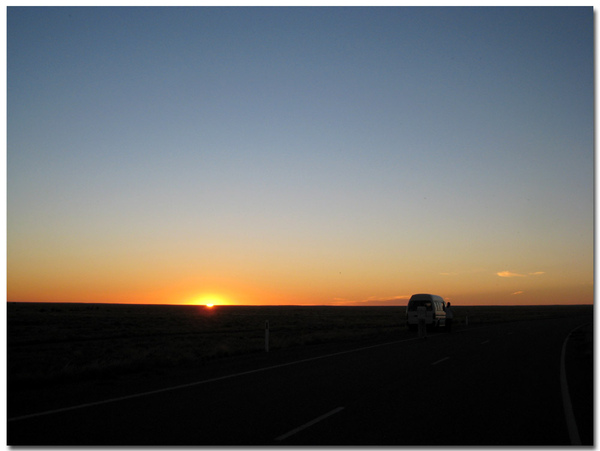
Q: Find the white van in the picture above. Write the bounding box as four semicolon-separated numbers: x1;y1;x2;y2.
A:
406;294;447;330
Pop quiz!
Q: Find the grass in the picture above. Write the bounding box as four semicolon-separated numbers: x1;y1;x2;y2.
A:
8;302;593;386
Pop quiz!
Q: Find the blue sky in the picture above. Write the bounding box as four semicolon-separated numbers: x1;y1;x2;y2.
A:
7;7;593;305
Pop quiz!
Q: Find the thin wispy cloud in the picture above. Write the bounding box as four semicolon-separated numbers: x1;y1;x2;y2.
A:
335;295;411;306
497;271;545;278
512;291;524;295
497;271;526;278
366;295;411;301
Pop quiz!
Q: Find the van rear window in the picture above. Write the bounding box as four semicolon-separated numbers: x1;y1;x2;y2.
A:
408;300;433;311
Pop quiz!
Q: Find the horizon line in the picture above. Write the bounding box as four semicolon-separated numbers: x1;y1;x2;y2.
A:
6;301;594;307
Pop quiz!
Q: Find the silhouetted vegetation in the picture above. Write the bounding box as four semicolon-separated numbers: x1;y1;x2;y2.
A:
8;303;592;386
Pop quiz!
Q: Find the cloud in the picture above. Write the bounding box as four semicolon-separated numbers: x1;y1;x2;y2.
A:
497;271;526;278
512;291;524;295
366;295;411;301
361;295;411;305
336;295;411;306
497;270;546;278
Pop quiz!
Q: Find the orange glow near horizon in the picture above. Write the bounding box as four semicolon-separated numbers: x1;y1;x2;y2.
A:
187;294;229;307
6;256;594;307
5;281;594;307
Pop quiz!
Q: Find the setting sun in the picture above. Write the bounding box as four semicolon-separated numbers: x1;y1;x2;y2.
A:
189;294;228;307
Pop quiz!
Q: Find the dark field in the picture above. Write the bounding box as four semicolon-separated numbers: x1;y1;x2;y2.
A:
7;302;593;387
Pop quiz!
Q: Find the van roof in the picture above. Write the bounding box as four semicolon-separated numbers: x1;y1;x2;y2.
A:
409;294;444;302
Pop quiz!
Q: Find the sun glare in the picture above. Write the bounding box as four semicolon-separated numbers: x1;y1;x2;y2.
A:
190;294;227;308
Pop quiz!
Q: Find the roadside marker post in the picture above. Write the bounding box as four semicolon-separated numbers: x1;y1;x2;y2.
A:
265;320;270;352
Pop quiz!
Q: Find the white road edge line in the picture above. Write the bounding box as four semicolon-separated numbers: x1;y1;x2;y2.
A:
560;324;584;445
9;336;423;422
275;407;345;441
431;356;450;365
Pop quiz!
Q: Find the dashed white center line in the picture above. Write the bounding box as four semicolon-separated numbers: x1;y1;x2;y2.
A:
431;357;450;365
275;407;345;441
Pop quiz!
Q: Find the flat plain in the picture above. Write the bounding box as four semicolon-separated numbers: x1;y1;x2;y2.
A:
7;304;594;446
8;302;592;388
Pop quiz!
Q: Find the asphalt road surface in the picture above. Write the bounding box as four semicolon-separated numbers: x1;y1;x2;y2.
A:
8;315;592;446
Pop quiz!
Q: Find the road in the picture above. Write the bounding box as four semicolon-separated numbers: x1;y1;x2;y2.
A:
8;315;593;446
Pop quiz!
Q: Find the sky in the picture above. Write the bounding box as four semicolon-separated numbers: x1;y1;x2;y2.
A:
7;7;594;306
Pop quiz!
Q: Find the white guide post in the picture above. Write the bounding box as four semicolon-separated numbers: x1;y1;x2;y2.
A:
265;320;269;352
